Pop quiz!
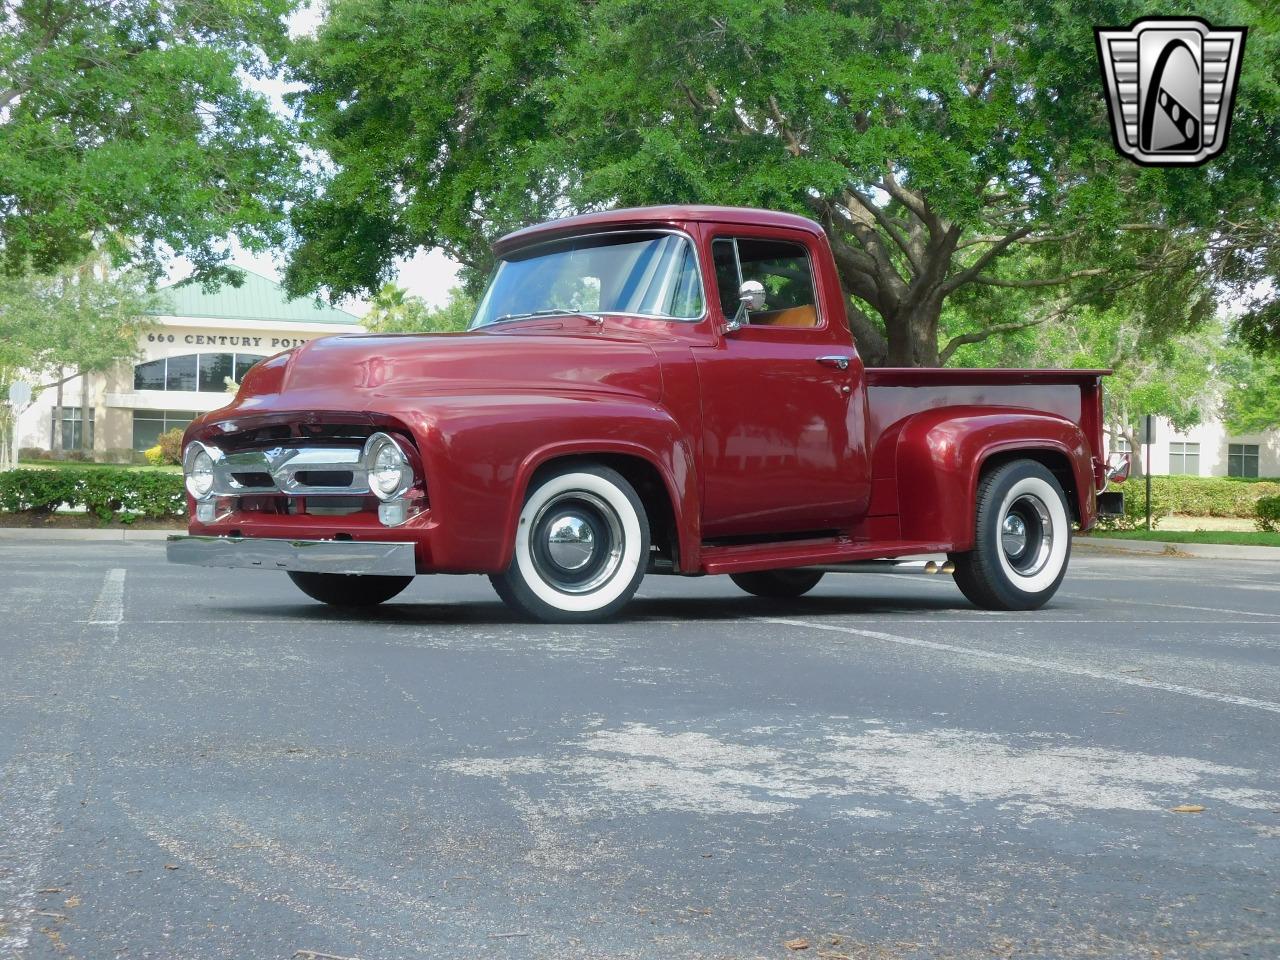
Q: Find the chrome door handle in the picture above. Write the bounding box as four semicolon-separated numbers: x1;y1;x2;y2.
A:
817;355;850;370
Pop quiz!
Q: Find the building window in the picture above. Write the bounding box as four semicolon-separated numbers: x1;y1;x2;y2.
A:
132;410;199;451
1112;436;1132;455
134;353;266;393
1227;443;1260;479
1168;441;1200;476
198;353;234;392
234;354;262;382
50;408;94;450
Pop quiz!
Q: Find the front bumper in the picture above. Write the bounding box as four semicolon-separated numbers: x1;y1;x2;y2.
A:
167;535;417;576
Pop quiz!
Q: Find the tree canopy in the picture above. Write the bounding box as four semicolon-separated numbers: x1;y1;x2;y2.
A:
286;0;1279;365
0;0;302;282
362;284;474;334
949;292;1227;474
0;259;159;390
1220;348;1280;433
0;257;159;467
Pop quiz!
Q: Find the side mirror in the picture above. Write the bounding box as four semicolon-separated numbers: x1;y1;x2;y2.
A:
724;280;767;333
1106;451;1131;485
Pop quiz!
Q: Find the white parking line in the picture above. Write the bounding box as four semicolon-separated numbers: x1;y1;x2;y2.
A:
1063;594;1280;619
88;568;126;625
638;617;1280;626
766;617;1280;716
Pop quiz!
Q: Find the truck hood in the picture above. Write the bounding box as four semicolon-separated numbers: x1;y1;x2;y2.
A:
259;326;664;409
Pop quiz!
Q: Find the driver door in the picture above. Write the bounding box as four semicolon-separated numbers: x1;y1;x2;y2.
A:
694;230;866;539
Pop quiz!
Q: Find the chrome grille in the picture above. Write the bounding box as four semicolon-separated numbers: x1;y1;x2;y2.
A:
210;446;369;497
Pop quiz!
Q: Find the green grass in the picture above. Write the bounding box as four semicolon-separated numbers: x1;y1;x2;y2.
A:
1090;529;1280;548
18;459;181;474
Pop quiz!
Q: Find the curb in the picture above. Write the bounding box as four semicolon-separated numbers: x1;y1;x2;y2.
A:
1075;535;1280;561
0;527;178;542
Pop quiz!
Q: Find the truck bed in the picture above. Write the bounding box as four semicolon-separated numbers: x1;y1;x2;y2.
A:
864;367;1108;454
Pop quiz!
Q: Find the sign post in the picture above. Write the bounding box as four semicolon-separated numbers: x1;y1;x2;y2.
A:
1139;414;1156;531
4;382;33;473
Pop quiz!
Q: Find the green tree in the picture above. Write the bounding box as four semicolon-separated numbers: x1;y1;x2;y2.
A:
287;0;1279;366
0;0;301;282
950;302;1224;478
1220;348;1280;433
362;284;474;333
0;258;159;461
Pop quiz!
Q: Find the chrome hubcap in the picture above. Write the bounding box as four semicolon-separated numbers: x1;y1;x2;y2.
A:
530;491;624;594
1000;494;1053;577
546;514;596;570
1001;514;1028;558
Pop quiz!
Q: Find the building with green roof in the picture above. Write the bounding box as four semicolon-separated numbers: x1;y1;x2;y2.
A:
154;268;362;326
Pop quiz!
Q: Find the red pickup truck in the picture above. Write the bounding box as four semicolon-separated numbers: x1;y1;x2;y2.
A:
169;206;1126;621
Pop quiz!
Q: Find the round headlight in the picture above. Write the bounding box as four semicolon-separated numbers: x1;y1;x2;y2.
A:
364;433;411;500
184;443;217;500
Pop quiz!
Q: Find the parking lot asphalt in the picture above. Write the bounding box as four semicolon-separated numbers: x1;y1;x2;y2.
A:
1;542;1278;960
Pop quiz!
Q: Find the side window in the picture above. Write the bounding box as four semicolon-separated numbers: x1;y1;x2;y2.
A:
711;236;819;328
712;238;742;319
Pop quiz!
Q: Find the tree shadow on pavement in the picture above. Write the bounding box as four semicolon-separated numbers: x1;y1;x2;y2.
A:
220;587;974;627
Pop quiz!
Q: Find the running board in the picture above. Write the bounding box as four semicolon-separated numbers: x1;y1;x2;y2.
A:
697;538;952;576
810;558;954;575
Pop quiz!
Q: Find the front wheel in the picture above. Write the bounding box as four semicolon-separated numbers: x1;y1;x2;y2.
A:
490;465;650;623
951;459;1072;611
287;572;414;607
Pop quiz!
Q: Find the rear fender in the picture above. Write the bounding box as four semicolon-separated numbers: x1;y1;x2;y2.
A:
893;407;1095;549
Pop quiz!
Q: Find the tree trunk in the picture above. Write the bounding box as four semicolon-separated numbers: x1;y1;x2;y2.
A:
885;299;943;367
53;372;63;453
1123;424;1144;479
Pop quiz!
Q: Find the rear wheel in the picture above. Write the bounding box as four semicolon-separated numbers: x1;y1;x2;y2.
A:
730;569;825;598
490;465;649;622
951;459;1071;611
287;572;414;607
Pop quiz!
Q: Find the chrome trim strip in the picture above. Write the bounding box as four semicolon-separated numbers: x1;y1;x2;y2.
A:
166;535;417;576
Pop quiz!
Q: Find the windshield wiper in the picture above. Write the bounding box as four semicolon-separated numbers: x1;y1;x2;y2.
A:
489;308;604;325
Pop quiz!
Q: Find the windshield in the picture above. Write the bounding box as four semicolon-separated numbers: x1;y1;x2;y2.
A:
471;232;704;328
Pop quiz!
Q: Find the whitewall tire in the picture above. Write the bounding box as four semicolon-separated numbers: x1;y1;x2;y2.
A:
490;465;649;622
951;459;1072;611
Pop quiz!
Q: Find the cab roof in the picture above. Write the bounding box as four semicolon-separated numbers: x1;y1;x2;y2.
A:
493;205;825;254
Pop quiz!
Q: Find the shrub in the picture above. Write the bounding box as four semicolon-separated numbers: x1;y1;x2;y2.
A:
1094;475;1280;531
18;447;48;462
0;467;186;522
144;444;166;466
79;469;186;521
155;428;185;466
1258;496;1280;533
1153;476;1280;517
0;469;83;513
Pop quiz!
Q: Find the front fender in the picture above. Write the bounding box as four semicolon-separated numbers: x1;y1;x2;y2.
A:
892;407;1095;549
409;393;697;573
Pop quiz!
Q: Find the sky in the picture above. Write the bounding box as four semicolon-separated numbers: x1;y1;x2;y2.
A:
166;1;462;316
